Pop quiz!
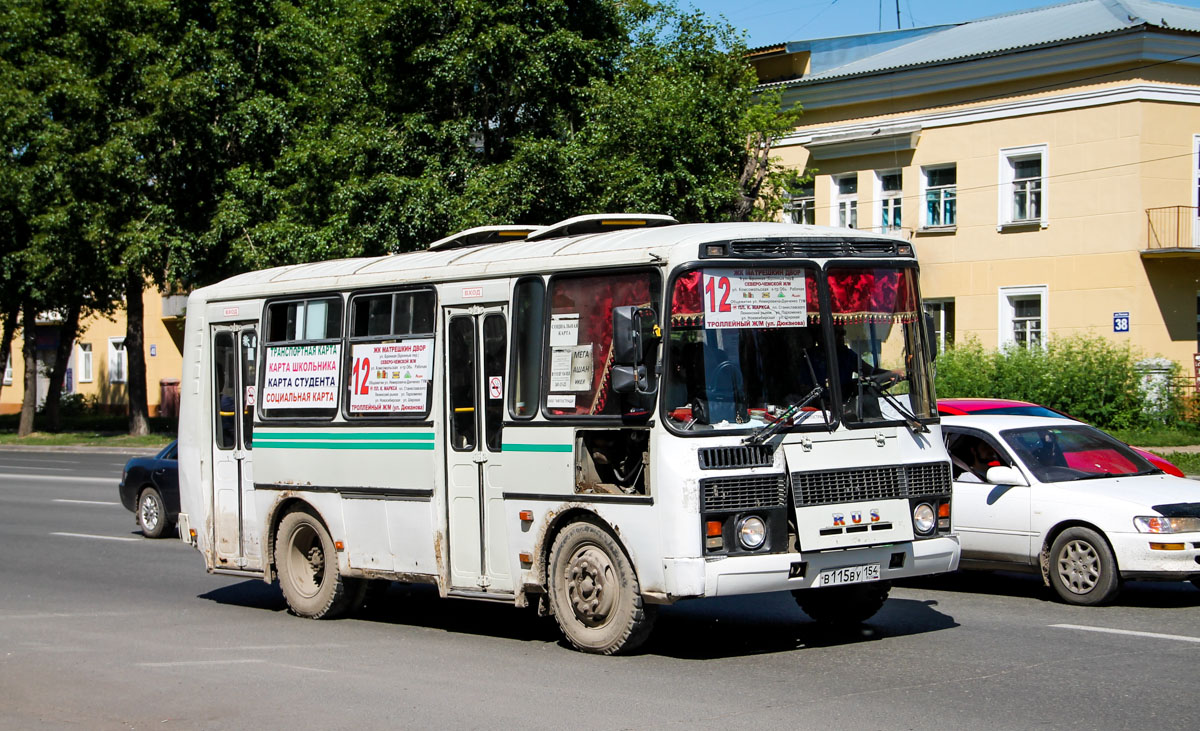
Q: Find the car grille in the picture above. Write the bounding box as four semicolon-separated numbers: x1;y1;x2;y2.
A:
701;474;788;511
791;462;950;508
698;445;775;469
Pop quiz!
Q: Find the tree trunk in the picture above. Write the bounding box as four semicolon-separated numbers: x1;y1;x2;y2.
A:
125;273;150;436
18;305;37;436
0;304;18;404
42;301;81;432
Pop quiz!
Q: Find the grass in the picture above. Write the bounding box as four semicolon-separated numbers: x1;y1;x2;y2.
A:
1150;450;1200;476
1107;424;1200;447
0;431;172;448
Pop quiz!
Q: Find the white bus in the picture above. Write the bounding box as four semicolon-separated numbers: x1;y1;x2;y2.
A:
177;213;959;654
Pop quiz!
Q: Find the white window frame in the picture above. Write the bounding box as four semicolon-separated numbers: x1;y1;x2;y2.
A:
108;337;127;384
998;285;1048;348
876;169;903;233
78;342;93;383
920;164;956;229
998;144;1048;229
925;298;955;353
785;180;815;225
832;174;858;229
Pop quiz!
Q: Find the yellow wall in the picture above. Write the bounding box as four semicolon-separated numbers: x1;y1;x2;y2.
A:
0;287;185;416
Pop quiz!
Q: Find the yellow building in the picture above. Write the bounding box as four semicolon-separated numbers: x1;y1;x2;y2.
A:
0;290;185;417
750;0;1200;372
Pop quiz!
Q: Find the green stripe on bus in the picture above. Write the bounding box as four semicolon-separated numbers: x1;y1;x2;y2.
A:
502;443;573;453
254;440;435;450
255;432;434;441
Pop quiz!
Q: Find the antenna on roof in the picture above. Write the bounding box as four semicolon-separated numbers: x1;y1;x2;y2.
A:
427;225;541;252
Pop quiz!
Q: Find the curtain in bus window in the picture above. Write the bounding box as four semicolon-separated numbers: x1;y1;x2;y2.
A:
670;269;820;328
547;272;655;416
826;269;917;324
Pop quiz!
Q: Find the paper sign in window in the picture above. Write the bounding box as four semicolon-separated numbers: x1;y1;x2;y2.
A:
262;344;341;408
550;344;593;392
348;339;434;414
702;268;807;329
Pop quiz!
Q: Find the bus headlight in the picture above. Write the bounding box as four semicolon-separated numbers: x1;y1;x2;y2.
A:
912;503;936;535
737;516;767;550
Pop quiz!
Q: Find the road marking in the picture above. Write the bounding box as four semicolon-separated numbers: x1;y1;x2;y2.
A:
53;499;120;506
0;472;113;484
51;532;141;542
1051;623;1200;644
137;659;266;668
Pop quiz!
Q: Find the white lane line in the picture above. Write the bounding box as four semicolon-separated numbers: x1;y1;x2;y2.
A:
51;532;140;542
1051;623;1200;644
137;659;266;668
53;499;120;506
0;472;113;484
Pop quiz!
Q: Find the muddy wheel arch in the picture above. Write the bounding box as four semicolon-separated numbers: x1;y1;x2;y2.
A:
263;494;322;583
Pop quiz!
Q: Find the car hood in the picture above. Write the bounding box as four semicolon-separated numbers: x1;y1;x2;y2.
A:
1049;473;1200;511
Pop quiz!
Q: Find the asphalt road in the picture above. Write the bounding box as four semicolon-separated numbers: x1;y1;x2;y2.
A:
2;449;1199;730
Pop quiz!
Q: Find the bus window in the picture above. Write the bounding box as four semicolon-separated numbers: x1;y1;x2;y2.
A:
346;289;436;419
509;278;544;419
447;317;477;450
261;295;343;419
545;270;660;417
214;331;236;449
240;330;258;447
483;314;506;451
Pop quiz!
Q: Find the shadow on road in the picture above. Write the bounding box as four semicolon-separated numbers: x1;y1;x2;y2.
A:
900;570;1200;608
198;580;959;658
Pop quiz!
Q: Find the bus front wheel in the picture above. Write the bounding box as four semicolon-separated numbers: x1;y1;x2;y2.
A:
547;520;656;655
275;508;356;619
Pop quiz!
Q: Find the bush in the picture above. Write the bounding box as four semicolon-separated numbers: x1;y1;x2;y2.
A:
934;333;1181;430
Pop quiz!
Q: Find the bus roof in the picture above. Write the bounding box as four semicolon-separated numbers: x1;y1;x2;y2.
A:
192;219;908;303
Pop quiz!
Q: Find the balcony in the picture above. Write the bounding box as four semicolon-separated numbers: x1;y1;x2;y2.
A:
1142;206;1200;258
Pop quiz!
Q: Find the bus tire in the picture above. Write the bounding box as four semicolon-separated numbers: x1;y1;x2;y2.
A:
275;508;354;619
547;520;655;655
793;582;890;626
137;487;170;539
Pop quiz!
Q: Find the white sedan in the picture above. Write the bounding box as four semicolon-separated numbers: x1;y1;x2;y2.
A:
942;415;1200;605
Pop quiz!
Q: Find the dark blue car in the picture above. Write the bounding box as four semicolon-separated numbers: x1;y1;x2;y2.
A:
118;441;179;538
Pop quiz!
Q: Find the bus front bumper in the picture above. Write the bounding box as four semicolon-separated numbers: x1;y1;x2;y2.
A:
662;535;960;599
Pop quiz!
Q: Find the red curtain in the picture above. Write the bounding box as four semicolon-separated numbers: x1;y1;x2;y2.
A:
826;268;917;324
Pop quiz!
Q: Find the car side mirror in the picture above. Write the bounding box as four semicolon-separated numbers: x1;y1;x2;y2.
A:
985;465;1028;487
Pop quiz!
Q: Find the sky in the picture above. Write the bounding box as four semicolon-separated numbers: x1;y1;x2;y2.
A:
683;0;1200;48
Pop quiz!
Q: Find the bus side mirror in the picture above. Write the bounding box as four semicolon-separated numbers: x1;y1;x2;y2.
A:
612;306;661;367
924;312;938;361
611;365;647;394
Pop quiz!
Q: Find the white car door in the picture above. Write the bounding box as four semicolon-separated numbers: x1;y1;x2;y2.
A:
947;427;1034;565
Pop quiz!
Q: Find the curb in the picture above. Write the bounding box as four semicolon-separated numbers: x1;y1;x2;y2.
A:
0;444;162;456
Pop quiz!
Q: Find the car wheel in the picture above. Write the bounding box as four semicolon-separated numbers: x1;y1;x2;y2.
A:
138;487;169;539
793;582;890;626
1048;527;1120;606
275;508;355;619
1190;578;1200;592
547;519;655;655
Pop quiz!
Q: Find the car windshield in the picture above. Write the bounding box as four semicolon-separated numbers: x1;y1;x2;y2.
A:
157;442;178;460
1001;425;1155;482
662;264;935;431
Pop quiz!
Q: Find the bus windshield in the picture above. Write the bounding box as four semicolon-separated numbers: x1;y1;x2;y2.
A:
663;264;935;431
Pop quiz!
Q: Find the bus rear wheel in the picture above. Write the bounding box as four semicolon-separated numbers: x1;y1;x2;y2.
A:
547;520;655;655
275;508;355;619
793;582;890;626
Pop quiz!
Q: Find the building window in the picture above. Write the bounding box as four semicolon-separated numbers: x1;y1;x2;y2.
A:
1000;144;1048;227
877;170;902;232
925;299;955;352
3;353;11;385
834;174;857;229
108;337;127;383
999;285;1048;348
785;179;815;225
77;343;93;382
922;165;956;228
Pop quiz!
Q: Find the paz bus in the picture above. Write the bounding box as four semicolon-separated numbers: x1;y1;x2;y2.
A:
176;213;959;654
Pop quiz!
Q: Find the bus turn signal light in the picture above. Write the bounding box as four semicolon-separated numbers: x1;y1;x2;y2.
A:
706;521;723;537
938;503;950;518
519;510;533;522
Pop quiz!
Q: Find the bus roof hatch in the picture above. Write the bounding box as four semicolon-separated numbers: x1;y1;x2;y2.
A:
427;225;541;251
524;213;678;242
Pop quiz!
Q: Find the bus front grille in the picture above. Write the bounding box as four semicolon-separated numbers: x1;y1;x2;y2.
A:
727;239;899;258
698;445;775;469
701;474;788;511
791;462;951;507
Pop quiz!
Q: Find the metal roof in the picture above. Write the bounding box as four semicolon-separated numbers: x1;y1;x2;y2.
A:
762;0;1200;86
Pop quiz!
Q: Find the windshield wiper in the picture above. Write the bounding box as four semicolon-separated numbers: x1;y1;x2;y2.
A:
858;373;928;433
743;386;824;445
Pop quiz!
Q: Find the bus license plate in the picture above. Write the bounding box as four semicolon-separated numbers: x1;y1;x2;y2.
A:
816;563;881;587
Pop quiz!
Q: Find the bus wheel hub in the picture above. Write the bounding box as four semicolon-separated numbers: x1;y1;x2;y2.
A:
566;547;615;625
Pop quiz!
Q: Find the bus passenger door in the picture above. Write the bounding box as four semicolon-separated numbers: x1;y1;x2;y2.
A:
210;324;261;570
444;306;513;593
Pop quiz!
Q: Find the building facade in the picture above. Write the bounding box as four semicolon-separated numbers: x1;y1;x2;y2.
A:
750;0;1200;371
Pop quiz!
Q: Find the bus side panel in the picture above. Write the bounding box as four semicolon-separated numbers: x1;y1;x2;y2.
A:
177;295;211;563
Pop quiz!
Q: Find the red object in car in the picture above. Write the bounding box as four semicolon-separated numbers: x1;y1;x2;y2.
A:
937;398;1185;477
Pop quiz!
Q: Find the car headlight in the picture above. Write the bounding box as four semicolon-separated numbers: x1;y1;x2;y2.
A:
737;516;767;549
912;503;936;535
1133;516;1200;534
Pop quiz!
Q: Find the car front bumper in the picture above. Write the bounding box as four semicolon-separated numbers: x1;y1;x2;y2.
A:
1110;531;1200;580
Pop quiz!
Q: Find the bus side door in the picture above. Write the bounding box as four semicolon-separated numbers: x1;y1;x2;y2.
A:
210;324;261;570
444;305;513;593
